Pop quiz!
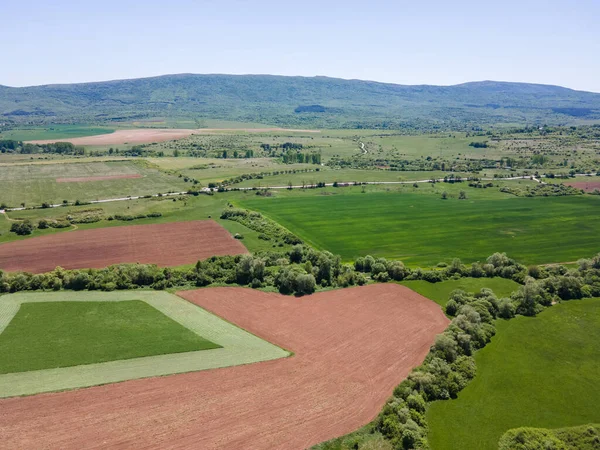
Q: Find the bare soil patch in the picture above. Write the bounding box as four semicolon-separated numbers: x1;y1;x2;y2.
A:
0;220;247;273
0;284;448;449
56;174;143;183
28;129;200;145
565;180;600;193
195;127;321;133
27;128;321;146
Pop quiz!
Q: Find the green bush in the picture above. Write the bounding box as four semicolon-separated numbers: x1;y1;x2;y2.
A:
10;220;34;235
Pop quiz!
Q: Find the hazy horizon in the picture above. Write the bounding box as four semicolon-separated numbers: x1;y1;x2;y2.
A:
2;0;599;92
2;72;600;94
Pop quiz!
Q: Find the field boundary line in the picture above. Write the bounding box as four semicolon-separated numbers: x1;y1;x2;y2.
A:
0;291;288;398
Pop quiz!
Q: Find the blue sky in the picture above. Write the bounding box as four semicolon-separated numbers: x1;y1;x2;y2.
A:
2;0;599;91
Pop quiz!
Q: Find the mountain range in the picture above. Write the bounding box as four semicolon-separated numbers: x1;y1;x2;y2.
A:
2;74;600;128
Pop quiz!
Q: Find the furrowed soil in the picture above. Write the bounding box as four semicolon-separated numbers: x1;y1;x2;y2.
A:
565;180;600;192
0;220;247;273
0;284;448;449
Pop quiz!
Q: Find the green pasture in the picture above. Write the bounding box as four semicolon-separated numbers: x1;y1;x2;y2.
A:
237;187;600;265
0;125;115;141
0;160;189;206
0;290;288;397
427;298;600;450
401;277;521;307
0;300;219;374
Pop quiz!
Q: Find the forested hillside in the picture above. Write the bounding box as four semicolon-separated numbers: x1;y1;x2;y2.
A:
2;74;600;128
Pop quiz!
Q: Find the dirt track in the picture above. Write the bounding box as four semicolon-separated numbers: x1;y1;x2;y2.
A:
0;220;247;273
0;284;448;449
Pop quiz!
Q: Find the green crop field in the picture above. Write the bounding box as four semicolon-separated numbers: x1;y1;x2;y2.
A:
0;160;189;206
0;300;219;374
238;188;600;266
0;291;288;397
426;298;600;450
401;277;521;307
0;125;115;141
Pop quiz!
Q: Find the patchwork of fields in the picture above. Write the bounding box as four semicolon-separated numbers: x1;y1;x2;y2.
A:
1;123;599;450
0;290;288;397
239;189;600;265
0;285;447;448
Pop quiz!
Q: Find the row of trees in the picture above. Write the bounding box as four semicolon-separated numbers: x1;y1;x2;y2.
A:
281;152;322;164
0;140;85;155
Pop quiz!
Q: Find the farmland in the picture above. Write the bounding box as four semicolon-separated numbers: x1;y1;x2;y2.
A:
0;220;247;273
0;290;288;397
0;300;219;374
427;298;600;450
238;188;600;266
0;160;189;206
0;284;448;448
0;125;115;141
1;122;599;450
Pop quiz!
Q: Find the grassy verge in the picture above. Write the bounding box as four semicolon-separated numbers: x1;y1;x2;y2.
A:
401;277;521;307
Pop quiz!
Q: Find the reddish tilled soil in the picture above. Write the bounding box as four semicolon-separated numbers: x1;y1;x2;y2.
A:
56;174;143;183
0;284;449;449
565;180;600;192
28;129;200;145
0;220;247;273
27;128;320;146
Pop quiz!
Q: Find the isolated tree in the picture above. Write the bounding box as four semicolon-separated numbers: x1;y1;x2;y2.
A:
459;190;467;200
441;191;448;200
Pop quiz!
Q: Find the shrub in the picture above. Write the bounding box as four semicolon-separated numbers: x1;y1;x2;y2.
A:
10;220;34;235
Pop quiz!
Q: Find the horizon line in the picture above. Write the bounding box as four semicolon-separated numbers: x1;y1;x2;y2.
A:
2;72;599;95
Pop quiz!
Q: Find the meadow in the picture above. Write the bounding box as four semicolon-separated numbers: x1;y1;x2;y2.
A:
0;160;189;206
400;277;521;307
238;187;600;265
0;125;115;141
0;300;218;374
426;298;600;450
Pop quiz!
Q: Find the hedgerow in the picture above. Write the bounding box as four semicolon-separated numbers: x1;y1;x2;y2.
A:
220;207;303;245
316;253;600;449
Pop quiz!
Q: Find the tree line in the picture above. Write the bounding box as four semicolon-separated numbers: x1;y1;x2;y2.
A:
318;252;600;449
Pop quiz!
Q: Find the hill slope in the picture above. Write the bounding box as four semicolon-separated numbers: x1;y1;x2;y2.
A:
2;74;600;128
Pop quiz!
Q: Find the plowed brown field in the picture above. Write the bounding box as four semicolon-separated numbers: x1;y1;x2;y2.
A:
27;128;320;146
28;129;199;145
565;180;600;192
0;284;448;449
0;220;247;273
